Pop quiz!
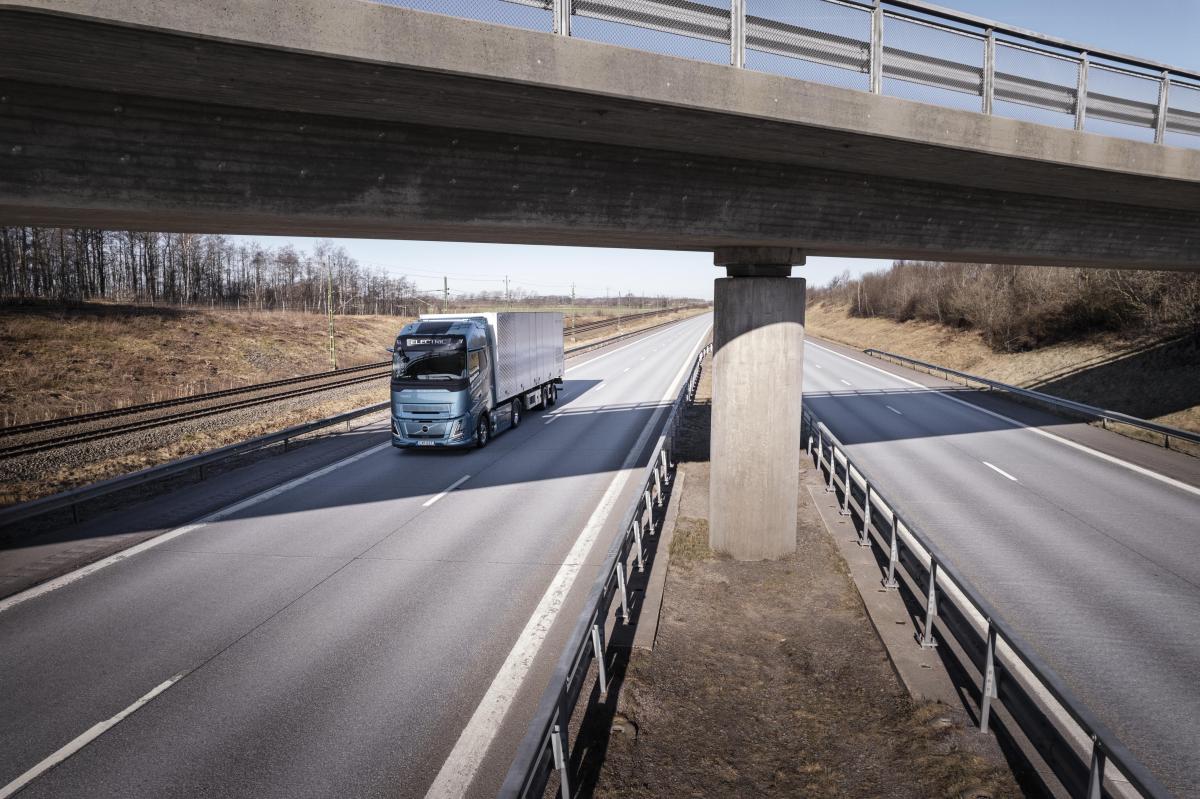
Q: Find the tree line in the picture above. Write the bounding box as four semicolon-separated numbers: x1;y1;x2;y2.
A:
0;228;425;315
0;228;701;315
810;261;1200;352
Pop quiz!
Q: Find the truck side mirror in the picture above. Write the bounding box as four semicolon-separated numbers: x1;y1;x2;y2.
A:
386;347;395;353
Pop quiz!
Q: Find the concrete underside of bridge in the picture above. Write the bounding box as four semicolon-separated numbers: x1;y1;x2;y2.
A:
3;0;1199;560
1;0;1199;268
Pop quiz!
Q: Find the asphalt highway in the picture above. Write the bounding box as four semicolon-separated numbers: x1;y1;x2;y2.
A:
804;339;1200;798
0;313;713;799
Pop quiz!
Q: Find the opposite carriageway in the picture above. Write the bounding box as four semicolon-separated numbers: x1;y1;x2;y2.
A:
801;338;1200;798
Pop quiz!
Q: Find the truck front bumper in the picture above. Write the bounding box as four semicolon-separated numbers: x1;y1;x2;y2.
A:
391;415;475;449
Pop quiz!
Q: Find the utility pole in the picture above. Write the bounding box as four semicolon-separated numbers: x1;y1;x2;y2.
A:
326;258;336;371
443;276;449;312
504;275;510;308
570;282;576;341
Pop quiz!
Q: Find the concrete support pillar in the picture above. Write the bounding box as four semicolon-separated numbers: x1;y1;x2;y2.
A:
709;247;806;560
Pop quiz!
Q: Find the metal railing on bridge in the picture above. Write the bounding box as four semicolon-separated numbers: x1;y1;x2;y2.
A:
376;0;1200;149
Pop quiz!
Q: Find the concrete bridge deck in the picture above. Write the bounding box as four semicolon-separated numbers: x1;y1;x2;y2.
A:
1;0;1198;267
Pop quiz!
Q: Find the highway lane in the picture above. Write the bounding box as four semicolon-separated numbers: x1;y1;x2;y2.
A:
803;339;1200;798
0;313;712;799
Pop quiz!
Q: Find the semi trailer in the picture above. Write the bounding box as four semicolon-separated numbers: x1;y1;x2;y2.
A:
389;312;564;448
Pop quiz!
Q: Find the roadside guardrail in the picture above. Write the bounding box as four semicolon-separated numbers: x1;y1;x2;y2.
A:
864;348;1200;453
0;323;700;536
500;342;711;799
803;407;1170;799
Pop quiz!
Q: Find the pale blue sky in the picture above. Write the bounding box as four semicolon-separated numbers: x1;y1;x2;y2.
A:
238;0;1199;300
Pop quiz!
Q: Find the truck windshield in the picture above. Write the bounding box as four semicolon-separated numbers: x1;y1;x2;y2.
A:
393;348;466;381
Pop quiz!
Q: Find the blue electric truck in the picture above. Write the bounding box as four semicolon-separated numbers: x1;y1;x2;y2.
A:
389;312;564;448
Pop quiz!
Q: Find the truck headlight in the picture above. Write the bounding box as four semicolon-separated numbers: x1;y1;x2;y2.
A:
450;418;465;438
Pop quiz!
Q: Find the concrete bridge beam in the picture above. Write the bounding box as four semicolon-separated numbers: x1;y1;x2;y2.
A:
709;248;807;560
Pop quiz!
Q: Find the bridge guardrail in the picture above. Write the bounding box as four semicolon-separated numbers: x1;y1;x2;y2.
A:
421;0;1200;149
0;323;694;535
802;407;1171;799
862;347;1200;452
499;341;711;799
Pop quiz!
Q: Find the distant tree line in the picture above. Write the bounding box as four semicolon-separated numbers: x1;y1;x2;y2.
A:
809;261;1200;352
0;228;702;315
0;228;424;315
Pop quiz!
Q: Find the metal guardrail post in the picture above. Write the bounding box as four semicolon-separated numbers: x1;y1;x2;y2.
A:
615;562;630;623
979;623;998;733
730;0;746;68
551;724;571;799
552;0;570;36
839;465;852;516
869;1;883;94
858;484;872;547
884;514;899;589
644;489;654;531
982;29;995;114
1155;70;1170;144
825;445;837;493
591;624;608;695
631;520;645;572
1075;52;1089;130
1088;737;1106;799
920;559;939;648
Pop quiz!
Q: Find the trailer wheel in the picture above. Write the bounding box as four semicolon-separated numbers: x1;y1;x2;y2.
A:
476;418;489;448
511;399;522;428
546;384;557;407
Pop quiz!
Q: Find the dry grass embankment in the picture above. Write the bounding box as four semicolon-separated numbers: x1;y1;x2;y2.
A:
0;303;405;425
806;301;1200;434
0;302;698;426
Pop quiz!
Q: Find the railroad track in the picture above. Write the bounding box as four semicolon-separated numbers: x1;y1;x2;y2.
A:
0;369;391;459
0;360;390;438
0;306;705;459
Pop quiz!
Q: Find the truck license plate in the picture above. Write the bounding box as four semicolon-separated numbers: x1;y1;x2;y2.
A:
418;441;435;447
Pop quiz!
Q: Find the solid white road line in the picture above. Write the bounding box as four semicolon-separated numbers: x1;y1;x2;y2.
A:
983;461;1019;482
423;322;712;799
0;673;184;799
594;383;606;392
807;341;1200;499
886;405;904;415
0;442;394;616
422;474;471;508
840;379;853;386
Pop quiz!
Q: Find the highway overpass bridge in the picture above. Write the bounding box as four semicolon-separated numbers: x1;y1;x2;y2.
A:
1;0;1199;558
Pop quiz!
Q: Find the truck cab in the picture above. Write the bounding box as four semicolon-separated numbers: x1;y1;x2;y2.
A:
390;318;491;448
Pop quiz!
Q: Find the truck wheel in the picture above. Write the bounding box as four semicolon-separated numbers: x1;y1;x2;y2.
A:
546;385;557;407
511;399;522;428
476;418;489;448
